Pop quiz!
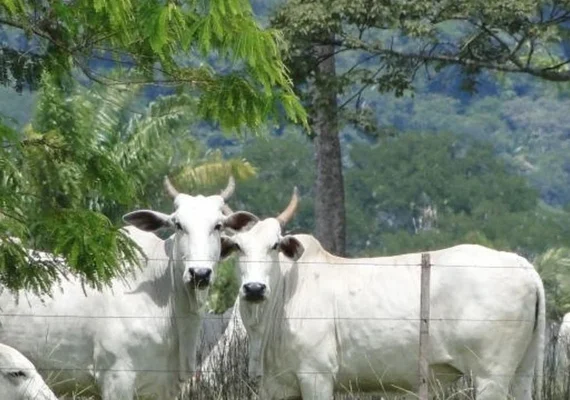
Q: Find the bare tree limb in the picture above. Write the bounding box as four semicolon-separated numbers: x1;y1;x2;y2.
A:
324;37;570;82
338;65;385;110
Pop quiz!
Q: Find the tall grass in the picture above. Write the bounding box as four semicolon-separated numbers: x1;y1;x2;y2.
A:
40;319;570;399
185;323;570;400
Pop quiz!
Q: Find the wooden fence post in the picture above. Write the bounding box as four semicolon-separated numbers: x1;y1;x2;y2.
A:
418;252;431;400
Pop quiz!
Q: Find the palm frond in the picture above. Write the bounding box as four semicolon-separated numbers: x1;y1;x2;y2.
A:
78;85;139;148
535;247;570;318
175;151;256;190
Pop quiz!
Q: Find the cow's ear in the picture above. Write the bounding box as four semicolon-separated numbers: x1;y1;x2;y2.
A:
220;236;240;260
123;210;173;232
223;212;259;232
279;236;304;261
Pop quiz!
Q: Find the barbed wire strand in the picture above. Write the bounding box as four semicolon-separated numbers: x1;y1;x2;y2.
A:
0;366;555;378
16;256;540;269
0;314;554;322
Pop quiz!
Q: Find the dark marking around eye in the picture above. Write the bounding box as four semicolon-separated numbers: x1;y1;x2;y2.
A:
214;223;223;231
174;221;183;231
271;242;279;250
7;371;26;378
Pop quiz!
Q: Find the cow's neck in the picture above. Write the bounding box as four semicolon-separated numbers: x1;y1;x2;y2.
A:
172;274;206;315
167;240;209;378
250;258;293;378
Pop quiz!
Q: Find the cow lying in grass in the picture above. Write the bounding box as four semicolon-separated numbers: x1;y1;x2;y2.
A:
0;343;58;400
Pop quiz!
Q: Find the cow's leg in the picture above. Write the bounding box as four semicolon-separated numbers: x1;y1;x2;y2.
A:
474;375;511;400
177;313;201;383
297;373;334;400
98;368;136;400
510;373;533;400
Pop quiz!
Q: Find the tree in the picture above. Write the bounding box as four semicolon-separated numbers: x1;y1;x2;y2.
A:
235;127;315;233
0;73;255;294
312;43;346;255
0;0;310;293
271;0;570;256
0;0;306;132
345;131;570;257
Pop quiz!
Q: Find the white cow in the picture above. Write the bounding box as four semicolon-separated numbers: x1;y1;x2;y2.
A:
0;177;235;399
0;343;58;400
555;313;570;392
219;189;546;400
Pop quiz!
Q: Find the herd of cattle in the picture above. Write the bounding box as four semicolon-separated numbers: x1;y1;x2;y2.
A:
0;177;568;400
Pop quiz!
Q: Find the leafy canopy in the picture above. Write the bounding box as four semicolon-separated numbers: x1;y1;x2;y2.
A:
271;0;570;135
0;73;255;294
0;0;307;132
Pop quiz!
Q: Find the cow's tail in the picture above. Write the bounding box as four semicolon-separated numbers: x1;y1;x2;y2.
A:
533;273;546;400
516;269;546;400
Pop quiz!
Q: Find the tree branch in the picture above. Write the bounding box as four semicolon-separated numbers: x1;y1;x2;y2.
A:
338;65;385;110
327;37;570;82
339;53;380;80
0;17;66;53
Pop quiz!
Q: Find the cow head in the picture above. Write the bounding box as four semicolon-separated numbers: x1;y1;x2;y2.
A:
220;188;304;303
122;176;235;290
0;344;58;400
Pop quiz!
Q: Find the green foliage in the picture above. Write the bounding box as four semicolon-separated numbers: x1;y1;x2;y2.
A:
270;0;570;143
362;83;570;208
345;131;570;257
535;248;570;320
203;128;316;312
177;150;256;190
0;73;256;293
208;258;240;313
231;128;315;233
210;128;570;263
0;0;307;132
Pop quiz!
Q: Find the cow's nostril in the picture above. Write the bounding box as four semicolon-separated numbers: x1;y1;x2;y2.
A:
190;268;211;282
243;282;266;295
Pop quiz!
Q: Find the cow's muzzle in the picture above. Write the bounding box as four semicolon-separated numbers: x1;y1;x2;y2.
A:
188;267;212;289
243;282;267;303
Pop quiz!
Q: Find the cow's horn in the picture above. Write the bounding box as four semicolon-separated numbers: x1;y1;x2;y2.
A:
276;187;299;227
219;176;235;201
164;176;179;199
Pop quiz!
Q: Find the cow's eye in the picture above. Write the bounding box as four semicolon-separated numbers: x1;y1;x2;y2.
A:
271;242;279;251
214;223;223;231
174;221;183;231
7;371;26;378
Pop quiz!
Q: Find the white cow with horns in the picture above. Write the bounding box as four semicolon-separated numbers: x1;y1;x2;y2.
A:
218;188;546;400
0;176;235;399
0;343;58;400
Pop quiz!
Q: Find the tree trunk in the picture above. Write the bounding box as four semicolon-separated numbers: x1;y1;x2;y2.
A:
311;42;346;256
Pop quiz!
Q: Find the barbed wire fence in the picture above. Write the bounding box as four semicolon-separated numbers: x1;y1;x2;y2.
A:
0;254;569;399
186;253;569;400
